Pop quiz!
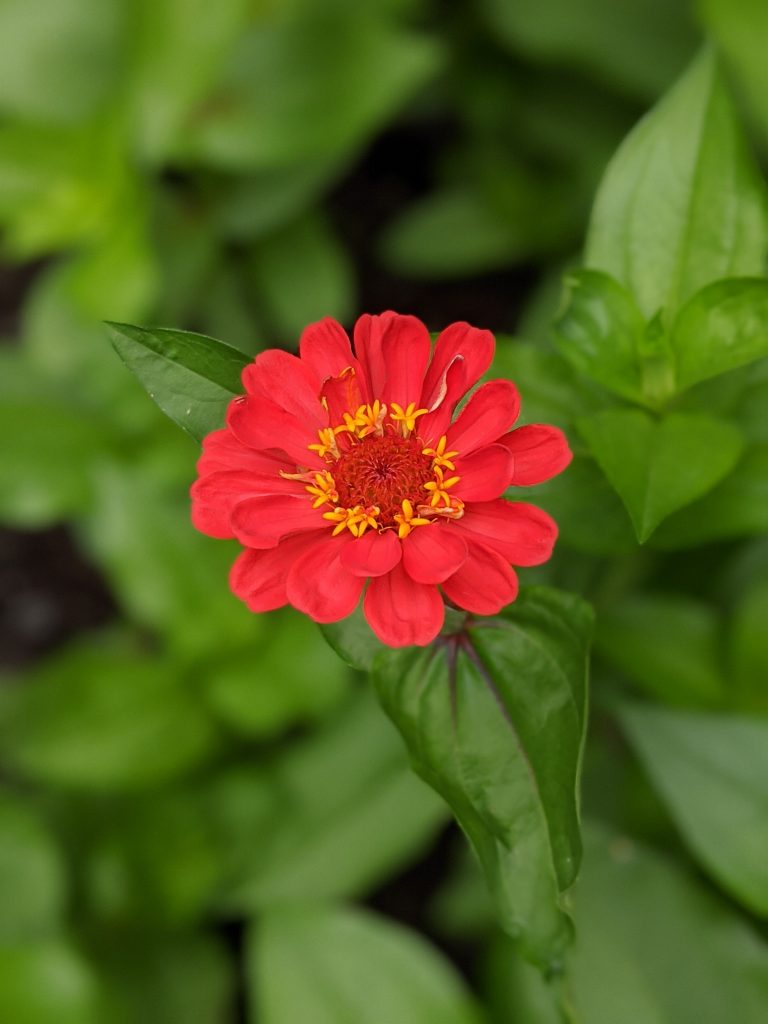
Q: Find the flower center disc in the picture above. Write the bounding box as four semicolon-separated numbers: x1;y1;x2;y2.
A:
333;434;433;526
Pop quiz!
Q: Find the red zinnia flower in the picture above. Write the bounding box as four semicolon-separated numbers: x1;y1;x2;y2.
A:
191;313;571;647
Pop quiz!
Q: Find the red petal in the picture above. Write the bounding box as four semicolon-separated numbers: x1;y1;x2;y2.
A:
321;368;367;426
197;428;278;476
456;499;558;566
353;311;397;397
231;494;322;548
363;563;444;647
499;425;573;486
421;322;495;412
299;318;357;385
229;533;318;612
380;315;432;409
454;444;514;501
442;542;519;615
226;395;322;467
340;529;402;578
286;536;365;623
401;525;467;584
446;380;521;455
418;356;466;445
242;349;325;429
191;501;234;539
191;469;301;506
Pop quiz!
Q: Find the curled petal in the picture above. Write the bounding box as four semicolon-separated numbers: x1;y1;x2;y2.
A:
499;424;573;486
191;469;302;540
341;529;402;577
454;444;514;502
401;525;467;584
231;495;322;548
286;537;365;623
364;562;444;647
421;322;495;412
230;533;319;612
442;542;519;615
299;317;357;385
455;499;558;566
446;380;521;455
242;349;325;429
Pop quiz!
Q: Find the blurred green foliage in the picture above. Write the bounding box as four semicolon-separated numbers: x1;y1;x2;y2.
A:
1;0;768;1020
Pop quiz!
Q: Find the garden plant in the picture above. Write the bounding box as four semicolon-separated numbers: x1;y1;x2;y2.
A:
1;2;767;1022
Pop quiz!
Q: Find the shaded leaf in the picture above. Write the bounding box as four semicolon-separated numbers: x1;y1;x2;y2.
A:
374;588;592;968
619;703;768;916
250;904;483;1024
577;408;744;541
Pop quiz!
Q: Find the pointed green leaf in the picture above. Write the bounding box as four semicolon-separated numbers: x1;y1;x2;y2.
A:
577;408;744;541
586;48;768;320
320;604;387;672
374;588;593;968
250;904;483;1024
670;278;768;391
108;322;250;441
619;703;768;916
552;269;646;403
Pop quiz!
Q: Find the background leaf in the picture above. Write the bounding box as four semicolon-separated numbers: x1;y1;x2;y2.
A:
250;904;483;1024
586;48;768;321
577;408;744;541
619;703;768;916
670;278;768;390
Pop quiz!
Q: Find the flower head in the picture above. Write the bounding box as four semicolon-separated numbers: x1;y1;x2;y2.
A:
191;313;572;647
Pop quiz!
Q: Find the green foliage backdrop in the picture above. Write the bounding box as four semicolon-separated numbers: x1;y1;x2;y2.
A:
1;1;767;1021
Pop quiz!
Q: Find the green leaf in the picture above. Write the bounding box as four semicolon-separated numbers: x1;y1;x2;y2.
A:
249;210;354;339
619;703;768;916
577;408;744;541
670;278;768;391
0;942;107;1024
249;904;483;1024
108;321;250;442
552;269;646;403
490;340;607;429
215;691;447;913
0;792;67;941
178;10;441;172
483;0;696;100
380;185;537;278
730;578;768;713
91;931;234;1024
374;587;593;968
129;0;250;163
204;611;350;737
82;465;257;660
0;635;219;791
651;443;768;548
0;394;112;527
568;823;768;1023
595;593;724;706
320;604;386;672
586;48;768;321
511;456;637;556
